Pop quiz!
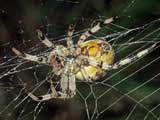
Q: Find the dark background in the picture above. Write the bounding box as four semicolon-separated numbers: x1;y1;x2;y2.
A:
0;0;160;120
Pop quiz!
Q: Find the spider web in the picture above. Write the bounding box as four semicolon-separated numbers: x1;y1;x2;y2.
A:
0;0;160;120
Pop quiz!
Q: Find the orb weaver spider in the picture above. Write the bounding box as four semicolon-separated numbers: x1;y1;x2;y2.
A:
12;16;157;101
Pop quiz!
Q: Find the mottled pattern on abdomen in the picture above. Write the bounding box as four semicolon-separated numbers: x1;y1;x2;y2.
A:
76;39;114;81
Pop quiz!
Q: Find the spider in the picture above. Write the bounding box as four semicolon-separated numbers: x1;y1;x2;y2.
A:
12;16;157;101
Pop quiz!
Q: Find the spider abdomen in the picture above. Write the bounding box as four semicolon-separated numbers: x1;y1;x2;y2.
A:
76;39;114;81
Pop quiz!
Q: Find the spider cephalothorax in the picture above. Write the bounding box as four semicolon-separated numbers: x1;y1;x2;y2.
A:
12;16;157;101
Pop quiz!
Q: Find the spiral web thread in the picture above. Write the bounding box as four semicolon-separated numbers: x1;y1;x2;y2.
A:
0;0;160;120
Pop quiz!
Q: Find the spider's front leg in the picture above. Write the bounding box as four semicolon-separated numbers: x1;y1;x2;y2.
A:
59;72;76;98
66;24;76;54
78;16;119;45
12;29;55;64
67;25;75;47
36;29;54;48
59;59;76;98
12;47;49;64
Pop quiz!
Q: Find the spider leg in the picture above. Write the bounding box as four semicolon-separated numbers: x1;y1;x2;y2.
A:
28;79;59;101
59;57;77;98
106;44;157;70
59;72;76;98
79;44;157;70
78;16;119;45
28;92;56;101
29;71;77;101
12;47;49;64
80;66;94;82
78;55;100;68
80;68;89;80
36;29;54;48
67;24;75;50
29;59;77;100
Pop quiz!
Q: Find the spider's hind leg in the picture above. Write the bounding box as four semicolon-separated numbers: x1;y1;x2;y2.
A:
108;43;158;70
27;79;59;101
79;43;158;71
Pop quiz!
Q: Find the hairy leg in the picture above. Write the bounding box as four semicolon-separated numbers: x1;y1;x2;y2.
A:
36;29;54;48
12;47;49;64
78;16;119;45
